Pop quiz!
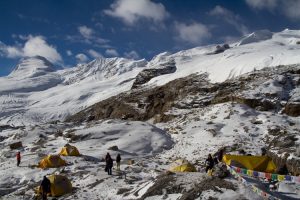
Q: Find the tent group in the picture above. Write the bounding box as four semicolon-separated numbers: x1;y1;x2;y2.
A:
168;155;277;174
36;144;80;197
38;144;80;169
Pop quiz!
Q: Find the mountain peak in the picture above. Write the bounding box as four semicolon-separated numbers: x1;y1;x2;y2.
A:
9;56;57;78
238;29;273;46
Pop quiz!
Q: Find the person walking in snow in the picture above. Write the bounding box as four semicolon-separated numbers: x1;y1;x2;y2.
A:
40;176;51;200
105;153;113;175
116;154;121;171
16;151;21;167
205;154;215;173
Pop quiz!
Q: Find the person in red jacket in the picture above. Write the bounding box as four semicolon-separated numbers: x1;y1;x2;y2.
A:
16;151;21;167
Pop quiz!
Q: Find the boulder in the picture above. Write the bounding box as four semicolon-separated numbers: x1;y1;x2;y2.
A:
283;102;300;117
9;141;23;150
128;159;135;165
108;145;119;151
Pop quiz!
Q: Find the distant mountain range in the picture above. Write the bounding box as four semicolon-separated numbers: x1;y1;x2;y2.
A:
1;29;300;126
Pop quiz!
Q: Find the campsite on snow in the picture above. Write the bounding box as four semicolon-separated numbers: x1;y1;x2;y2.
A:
1;0;300;199
0;29;300;199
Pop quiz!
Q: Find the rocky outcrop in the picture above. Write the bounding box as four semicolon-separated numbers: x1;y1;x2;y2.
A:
66;73;211;123
283;102;300;117
264;125;300;175
208;44;230;55
267;151;300;175
67;65;300;123
132;60;176;88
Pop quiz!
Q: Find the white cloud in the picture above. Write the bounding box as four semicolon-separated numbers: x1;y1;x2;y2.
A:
209;5;249;35
174;22;211;45
0;42;23;58
11;34;29;40
124;50;140;59
23;36;62;63
282;0;300;20
66;50;73;56
75;53;89;63
104;0;169;25
0;35;62;63
245;0;278;10
245;0;300;20
88;49;103;58
78;26;94;39
71;26;109;46
105;49;119;57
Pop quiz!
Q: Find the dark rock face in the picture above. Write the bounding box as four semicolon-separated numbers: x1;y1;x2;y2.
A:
132;60;176;89
283;103;300;117
66;65;300;124
207;44;230;55
66;73;211;123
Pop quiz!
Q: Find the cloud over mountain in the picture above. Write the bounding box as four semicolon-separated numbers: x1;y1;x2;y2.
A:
104;0;169;25
174;22;211;45
0;35;62;63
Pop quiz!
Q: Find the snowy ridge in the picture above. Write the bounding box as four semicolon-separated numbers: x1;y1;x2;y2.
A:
62;57;147;84
1;29;300;125
147;29;300;85
237;29;273;46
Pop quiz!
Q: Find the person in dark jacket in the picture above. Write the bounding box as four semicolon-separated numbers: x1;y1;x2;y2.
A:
217;149;224;162
116;154;121;171
205;154;215;173
105;153;111;162
16;152;21;167
105;153;113;175
40;176;51;200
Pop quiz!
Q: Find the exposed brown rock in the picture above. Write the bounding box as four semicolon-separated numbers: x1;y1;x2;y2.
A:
283;102;300;117
9;141;23;150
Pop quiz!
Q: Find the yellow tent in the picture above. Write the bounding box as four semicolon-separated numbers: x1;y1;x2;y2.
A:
38;155;67;169
169;159;197;172
59;144;80;156
222;154;276;173
37;175;72;197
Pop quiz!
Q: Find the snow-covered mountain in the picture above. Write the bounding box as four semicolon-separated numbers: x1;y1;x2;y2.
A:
1;29;300;200
1;29;300;126
0;56;146;125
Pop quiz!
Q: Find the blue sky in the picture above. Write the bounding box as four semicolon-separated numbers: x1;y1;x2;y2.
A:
1;0;300;76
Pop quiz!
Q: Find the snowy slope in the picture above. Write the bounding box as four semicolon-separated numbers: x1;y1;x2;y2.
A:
147;29;300;85
0;56;146;126
1;29;300;125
